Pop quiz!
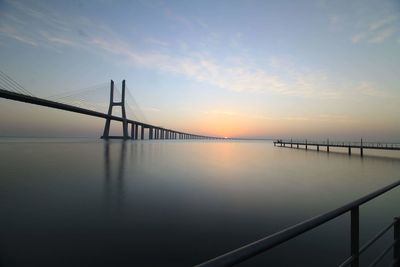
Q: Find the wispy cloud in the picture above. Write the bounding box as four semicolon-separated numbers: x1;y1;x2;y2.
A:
141;107;161;112
0;24;38;46
0;0;356;99
352;15;398;44
355;82;386;97
164;7;192;30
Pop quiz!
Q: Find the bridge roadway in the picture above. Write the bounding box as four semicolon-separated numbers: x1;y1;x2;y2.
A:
0;88;222;140
274;139;400;157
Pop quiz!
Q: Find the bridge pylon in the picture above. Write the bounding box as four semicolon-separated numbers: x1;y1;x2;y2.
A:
101;80;129;139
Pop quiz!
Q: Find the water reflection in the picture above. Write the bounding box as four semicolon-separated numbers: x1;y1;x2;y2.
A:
0;139;399;266
104;141;126;209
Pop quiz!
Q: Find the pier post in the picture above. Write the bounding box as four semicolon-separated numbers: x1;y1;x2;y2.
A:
141;125;144;140
327;138;330;152
291;138;293;148
348;147;351;155
297;144;299;149
360;138;364;157
135;124;138;140
305;139;308;150
149;127;153;140
317;145;319;151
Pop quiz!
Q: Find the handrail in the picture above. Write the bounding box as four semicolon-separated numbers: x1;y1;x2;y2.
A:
195;180;400;267
338;220;396;267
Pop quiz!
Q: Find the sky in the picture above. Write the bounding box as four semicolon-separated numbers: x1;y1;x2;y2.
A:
0;0;399;140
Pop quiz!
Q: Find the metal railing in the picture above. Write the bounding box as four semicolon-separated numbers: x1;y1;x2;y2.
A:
195;180;400;267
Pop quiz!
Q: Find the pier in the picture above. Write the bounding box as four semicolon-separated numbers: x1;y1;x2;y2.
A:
273;139;400;157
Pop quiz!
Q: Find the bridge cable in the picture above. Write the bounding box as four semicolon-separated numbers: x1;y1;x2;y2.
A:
124;85;149;123
0;76;27;95
0;70;34;96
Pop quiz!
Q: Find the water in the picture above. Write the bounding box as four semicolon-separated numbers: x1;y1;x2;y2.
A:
0;139;399;266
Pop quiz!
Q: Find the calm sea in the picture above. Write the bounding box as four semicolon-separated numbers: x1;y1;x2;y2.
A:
0;139;399;266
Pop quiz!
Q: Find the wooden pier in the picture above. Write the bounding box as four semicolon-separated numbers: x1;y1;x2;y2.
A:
273;139;400;157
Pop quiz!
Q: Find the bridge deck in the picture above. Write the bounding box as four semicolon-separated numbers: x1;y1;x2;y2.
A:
0;88;220;139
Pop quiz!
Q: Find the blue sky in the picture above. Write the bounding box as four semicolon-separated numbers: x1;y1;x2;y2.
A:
0;0;399;139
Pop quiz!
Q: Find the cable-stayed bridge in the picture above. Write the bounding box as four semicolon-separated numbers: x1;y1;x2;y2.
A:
0;71;223;140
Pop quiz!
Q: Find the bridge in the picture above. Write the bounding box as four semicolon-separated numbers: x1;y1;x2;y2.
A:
0;71;224;140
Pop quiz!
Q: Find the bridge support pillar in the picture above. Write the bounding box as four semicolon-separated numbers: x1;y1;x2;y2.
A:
141;125;144;140
135;124;139;140
131;123;135;139
101;80;129;140
149;127;153;140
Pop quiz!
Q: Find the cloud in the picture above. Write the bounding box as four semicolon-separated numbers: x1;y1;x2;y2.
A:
0;24;38;46
355;82;386;97
164;7;192;30
144;38;169;47
352;15;398;44
0;0;345;99
141;107;160;112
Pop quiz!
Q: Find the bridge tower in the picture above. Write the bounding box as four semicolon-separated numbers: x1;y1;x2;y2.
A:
101;80;129;139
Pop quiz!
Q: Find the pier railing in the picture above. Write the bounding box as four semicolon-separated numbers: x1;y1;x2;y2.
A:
195;180;400;267
275;139;400;149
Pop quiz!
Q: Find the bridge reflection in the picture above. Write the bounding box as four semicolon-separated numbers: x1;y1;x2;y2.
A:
104;141;126;209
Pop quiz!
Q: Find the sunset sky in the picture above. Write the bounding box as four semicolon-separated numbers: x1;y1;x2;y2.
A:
0;0;399;140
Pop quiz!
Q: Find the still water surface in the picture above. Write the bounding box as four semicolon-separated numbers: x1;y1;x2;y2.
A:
0;139;399;266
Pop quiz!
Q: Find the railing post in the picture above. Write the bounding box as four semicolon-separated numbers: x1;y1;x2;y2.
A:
351;206;360;267
394;217;400;267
